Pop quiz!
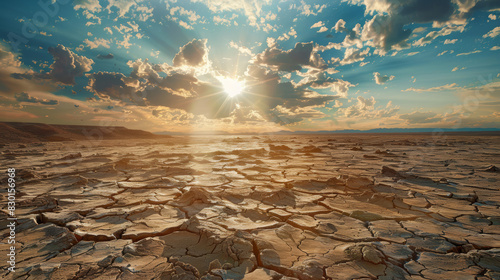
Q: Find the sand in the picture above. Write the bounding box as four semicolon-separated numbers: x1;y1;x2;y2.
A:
1;134;499;279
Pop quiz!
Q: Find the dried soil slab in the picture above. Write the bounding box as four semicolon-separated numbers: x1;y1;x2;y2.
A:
122;206;186;241
314;212;373;241
68;216;133;241
369;220;414;243
321;196;419;221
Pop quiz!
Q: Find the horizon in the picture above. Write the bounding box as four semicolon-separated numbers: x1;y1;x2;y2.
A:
3;121;500;136
1;1;500;133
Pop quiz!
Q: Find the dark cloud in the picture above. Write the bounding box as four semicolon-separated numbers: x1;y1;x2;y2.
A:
97;53;114;59
47;44;94;85
14;92;58;105
243;65;337;111
252;42;327;72
359;0;456;51
172;39;209;67
87;72;146;104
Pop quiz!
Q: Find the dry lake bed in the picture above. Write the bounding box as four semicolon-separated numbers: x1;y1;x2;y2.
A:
1;134;499;279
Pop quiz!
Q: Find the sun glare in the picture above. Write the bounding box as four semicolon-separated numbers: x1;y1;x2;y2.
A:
218;77;245;97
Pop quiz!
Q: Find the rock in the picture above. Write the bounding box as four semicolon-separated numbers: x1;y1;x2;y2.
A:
484;165;500;173
345;176;372;189
123;238;165;257
208;259;222;271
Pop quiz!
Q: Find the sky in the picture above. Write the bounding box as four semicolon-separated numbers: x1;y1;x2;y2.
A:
0;0;499;133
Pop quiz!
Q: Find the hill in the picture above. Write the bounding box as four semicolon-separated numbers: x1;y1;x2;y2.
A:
0;122;170;144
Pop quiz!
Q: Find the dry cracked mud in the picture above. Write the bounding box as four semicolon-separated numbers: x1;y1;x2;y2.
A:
1;134;499;279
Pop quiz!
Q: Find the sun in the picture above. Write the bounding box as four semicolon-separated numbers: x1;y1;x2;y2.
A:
218;76;245;97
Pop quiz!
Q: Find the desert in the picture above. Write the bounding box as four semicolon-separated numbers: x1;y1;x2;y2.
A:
1;127;499;279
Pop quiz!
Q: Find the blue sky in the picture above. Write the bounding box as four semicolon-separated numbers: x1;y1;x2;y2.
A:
0;0;499;133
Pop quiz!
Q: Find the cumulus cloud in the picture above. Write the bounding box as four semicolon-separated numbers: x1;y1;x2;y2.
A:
333;19;363;48
11;44;95;86
444;38;458;44
311;21;325;28
373;72;395;84
48;44;94;85
252;42;327;71
14;92;58;105
173;39;210;68
347;0;496;52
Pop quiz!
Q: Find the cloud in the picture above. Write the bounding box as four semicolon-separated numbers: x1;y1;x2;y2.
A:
310;21;324;29
9;45;94;85
402;83;461;92
170;6;201;22
318;27;328;33
340;48;370;65
190;0;271;27
106;0;137;17
337;95;399;118
456;50;482;56
252;42;327;71
97;53;114;59
333;19;363;48
117;34;133;49
213;15;232;26
444;38;458;44
136;6;154;21
400;111;440;124
173;39;210;68
229;41;253;56
292;1;327;16
296;71;354;98
244;65;337;109
452;66;466;72
84;38;111;49
0;44;56;96
483;26;500;38
73;0;102;12
269;105;326;124
491;46;500;51
373;72;395;84
345;0;497;52
14;92;58;105
47;44;94;85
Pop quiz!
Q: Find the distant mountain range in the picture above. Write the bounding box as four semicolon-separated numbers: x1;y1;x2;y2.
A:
1;122;499;144
157;127;500;135
0;122;170;144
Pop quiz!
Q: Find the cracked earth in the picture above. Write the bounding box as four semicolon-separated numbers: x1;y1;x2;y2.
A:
1;134;499;279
